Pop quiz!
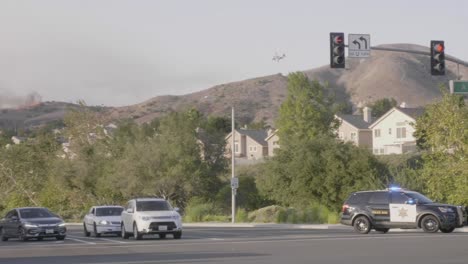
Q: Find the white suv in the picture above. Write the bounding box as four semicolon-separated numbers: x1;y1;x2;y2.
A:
121;198;182;240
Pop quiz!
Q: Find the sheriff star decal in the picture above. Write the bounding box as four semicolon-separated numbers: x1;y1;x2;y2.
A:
398;208;408;218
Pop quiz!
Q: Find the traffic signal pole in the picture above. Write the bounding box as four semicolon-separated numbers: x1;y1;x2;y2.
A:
350;45;468;67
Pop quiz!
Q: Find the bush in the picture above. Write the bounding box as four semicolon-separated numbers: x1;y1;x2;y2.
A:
250;204;340;224
248;205;286;223
183;197;229;222
236;208;249;222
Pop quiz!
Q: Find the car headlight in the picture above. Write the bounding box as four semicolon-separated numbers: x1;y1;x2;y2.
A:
438;207;454;213
24;223;38;228
58;222;66;227
98;220;109;225
141;216;151;221
172;214;180;220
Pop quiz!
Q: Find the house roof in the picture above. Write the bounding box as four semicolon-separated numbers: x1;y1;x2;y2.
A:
226;129;268;146
396;107;425;119
369;107;425;129
336;114;370;129
265;129;279;141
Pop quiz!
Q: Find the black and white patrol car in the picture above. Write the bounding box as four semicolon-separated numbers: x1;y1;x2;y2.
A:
340;188;466;234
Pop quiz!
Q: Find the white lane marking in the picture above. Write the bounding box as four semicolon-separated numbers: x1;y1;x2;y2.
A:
66;236;96;245
208;238;225;241
98;238;129;244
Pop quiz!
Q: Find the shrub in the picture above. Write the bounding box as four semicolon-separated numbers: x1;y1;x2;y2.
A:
236;208;249;222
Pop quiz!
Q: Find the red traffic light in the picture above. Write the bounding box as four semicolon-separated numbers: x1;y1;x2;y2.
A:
434;43;444;52
334;36;343;44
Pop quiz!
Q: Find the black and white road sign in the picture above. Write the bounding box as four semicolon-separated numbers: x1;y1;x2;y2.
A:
348;34;371;58
231;177;239;189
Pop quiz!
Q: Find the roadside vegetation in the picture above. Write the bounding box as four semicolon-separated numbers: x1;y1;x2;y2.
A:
1;73;466;223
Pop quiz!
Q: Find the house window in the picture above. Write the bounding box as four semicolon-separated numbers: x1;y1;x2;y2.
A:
380;148;385;154
374;129;381;137
397;127;407;138
339;132;344;139
273;141;279;146
234;143;239;153
388;128;392;135
350;132;357;141
249;146;257;152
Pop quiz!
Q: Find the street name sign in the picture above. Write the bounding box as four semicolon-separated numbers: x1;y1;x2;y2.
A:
450;80;468;95
348;34;371;58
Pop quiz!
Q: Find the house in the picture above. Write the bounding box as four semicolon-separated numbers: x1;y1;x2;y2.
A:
369;106;425;155
265;129;279;156
225;128;268;160
335;107;373;149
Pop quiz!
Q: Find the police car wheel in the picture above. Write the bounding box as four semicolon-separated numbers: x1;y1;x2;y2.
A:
440;227;455;233
375;228;389;234
353;216;371;234
421;215;440;233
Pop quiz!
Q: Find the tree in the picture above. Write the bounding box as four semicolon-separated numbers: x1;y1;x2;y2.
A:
414;92;468;205
276;72;338;146
366;98;397;119
257;72;387;211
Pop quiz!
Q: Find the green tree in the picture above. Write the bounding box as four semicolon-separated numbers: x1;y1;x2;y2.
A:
366;98;397;119
276;72;338;146
257;72;387;211
414;92;468;205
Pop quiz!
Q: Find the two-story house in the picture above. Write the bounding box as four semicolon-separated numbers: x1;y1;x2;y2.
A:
369;106;424;155
335;107;373;149
265;129;279;156
225;128;268;160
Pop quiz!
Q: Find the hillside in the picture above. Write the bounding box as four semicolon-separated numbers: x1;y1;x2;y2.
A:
1;43;467;130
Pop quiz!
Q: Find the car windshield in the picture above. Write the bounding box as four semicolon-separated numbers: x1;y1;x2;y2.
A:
136;201;172;212
405;192;433;204
19;208;54;219
96;207;124;216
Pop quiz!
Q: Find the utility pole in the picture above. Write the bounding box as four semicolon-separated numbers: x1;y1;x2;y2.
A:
231;107;236;223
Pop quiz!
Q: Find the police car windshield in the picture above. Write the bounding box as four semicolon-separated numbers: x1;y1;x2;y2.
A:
405;192;433;204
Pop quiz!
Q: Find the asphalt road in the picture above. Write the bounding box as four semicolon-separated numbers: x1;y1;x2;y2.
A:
1;226;467;264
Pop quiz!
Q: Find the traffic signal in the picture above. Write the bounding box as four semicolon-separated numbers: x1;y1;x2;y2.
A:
430;40;445;75
330;32;345;68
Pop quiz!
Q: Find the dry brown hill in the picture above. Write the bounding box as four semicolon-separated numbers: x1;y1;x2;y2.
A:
1;43;467;131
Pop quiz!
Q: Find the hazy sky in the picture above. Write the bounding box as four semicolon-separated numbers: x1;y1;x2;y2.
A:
0;0;467;106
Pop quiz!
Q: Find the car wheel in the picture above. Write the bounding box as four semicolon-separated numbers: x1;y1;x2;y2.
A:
121;223;130;239
133;223;142;240
18;227;28;241
440;226;455;233
421;215;440;233
93;223;101;237
56;236;66;241
353;216;371;234
375;228;389;234
173;231;182;239
37;237;43;241
159;234;166;239
83;223;91;237
0;228;8;242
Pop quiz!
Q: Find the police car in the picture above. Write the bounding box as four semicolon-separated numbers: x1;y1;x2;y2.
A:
340;187;466;234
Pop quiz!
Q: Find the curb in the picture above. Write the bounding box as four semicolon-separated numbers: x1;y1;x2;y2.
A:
65;223;468;232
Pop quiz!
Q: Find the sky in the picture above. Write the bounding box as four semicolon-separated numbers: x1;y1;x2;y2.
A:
0;0;467;107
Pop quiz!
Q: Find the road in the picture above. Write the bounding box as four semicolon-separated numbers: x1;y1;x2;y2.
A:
0;226;467;264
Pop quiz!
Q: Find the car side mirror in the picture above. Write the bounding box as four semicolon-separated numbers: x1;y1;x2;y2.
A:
174;207;180;212
126;208;134;214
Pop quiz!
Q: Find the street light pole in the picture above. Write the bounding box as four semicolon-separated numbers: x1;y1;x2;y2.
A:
231;107;236;223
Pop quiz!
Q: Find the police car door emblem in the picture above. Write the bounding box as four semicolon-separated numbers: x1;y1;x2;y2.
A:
398;208;408;218
390;204;417;222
